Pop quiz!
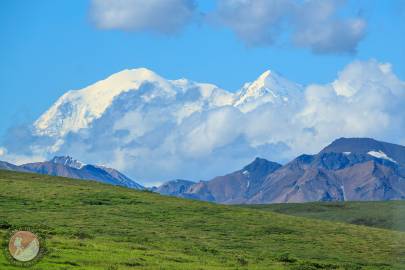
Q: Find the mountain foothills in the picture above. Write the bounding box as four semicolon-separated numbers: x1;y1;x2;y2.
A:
0;156;143;190
156;137;405;204
1;137;405;204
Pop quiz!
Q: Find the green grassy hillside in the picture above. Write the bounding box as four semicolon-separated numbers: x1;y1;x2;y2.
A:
241;201;405;232
0;170;405;269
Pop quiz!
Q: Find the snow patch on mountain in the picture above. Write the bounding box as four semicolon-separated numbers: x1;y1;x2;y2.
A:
367;150;397;163
341;185;346;201
51;156;86;169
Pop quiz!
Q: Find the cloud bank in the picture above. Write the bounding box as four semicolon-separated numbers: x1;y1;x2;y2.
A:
89;0;366;54
1;60;404;185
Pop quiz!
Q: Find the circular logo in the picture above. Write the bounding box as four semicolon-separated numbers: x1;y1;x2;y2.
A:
8;231;40;262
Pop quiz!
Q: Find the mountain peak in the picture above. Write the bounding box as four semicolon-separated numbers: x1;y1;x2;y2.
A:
245;69;279;93
110;67;163;82
34;67;172;137
234;69;303;111
321;137;384;154
254;69;273;85
50;156;86;169
320;137;405;166
242;157;282;174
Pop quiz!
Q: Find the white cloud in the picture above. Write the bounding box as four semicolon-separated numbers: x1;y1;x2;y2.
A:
212;0;366;53
1;60;404;185
179;106;244;157
90;0;197;34
292;0;366;53
89;0;366;54
0;147;6;157
296;59;405;153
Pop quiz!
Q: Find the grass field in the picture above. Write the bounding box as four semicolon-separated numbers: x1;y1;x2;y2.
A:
241;201;405;232
0;170;405;269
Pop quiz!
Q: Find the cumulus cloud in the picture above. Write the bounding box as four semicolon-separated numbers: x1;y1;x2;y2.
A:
296;59;405;151
212;0;366;53
90;0;197;34
1;60;404;184
292;0;366;53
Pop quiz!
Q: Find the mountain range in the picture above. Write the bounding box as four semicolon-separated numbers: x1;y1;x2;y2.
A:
0;156;143;190
2;63;403;182
33;68;302;138
2;67;310;182
2;137;405;204
154;137;405;204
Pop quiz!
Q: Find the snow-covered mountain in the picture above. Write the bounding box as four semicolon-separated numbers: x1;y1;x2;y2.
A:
234;70;303;112
33;68;301;138
33;68;236;137
20;67;304;181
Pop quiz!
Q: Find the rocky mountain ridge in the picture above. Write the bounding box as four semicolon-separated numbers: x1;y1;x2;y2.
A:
155;138;405;204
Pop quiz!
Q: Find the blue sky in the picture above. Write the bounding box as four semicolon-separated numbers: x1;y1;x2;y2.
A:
0;0;404;140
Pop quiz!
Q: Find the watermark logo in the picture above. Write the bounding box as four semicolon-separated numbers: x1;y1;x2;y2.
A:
3;228;46;267
9;231;40;262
